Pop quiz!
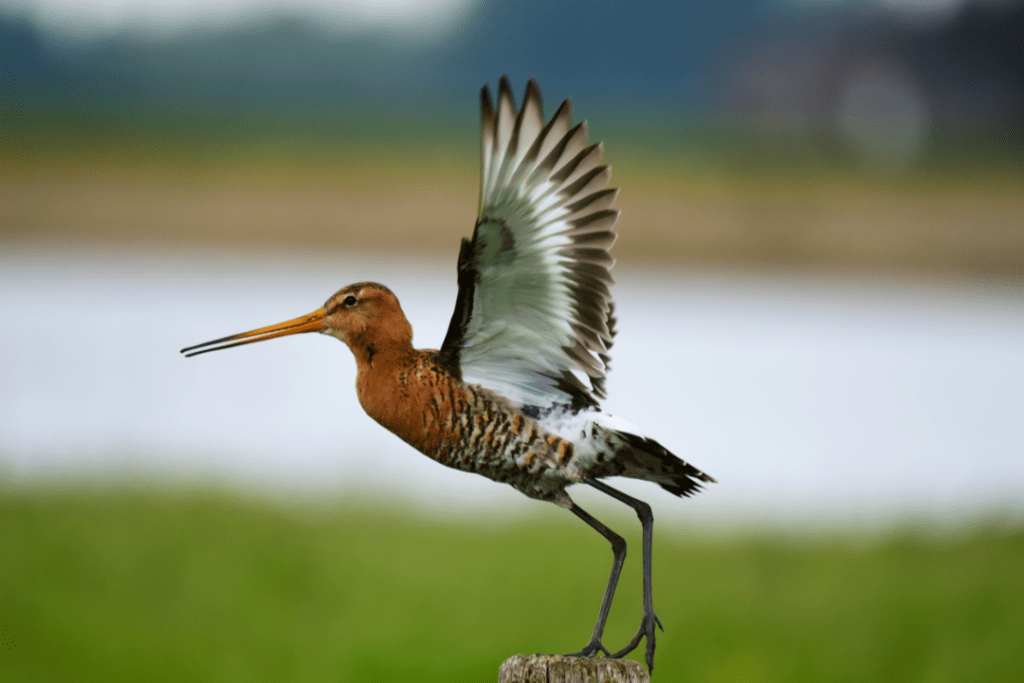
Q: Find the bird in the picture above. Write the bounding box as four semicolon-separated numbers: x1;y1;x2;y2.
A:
181;76;714;674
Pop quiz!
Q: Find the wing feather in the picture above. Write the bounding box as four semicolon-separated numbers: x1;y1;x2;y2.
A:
438;78;620;409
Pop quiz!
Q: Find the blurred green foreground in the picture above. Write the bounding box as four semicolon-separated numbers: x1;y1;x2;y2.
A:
1;489;1021;683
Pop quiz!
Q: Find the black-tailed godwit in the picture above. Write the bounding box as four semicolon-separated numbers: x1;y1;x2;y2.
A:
181;77;714;673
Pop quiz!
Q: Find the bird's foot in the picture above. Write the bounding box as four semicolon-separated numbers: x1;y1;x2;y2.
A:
610;611;663;674
565;638;611;658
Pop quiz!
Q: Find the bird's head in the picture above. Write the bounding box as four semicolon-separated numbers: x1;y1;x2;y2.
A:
181;282;412;359
322;282;412;351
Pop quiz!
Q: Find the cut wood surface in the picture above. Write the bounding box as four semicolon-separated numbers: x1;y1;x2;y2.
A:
499;655;649;683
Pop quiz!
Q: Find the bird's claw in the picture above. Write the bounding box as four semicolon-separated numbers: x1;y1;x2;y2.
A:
566;611;661;672
565;639;611;658
610;611;661;674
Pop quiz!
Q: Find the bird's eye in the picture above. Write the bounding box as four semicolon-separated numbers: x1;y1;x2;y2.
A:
343;295;358;308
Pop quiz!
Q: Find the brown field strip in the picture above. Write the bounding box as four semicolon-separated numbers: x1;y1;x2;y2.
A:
3;146;1022;276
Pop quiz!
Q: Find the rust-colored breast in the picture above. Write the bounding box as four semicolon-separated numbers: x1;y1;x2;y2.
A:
356;350;455;457
354;350;575;496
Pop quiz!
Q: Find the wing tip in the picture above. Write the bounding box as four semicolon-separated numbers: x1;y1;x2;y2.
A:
498;76;515;111
524;78;542;107
552;96;573;127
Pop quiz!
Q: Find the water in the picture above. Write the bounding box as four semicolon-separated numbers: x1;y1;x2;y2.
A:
3;245;1022;528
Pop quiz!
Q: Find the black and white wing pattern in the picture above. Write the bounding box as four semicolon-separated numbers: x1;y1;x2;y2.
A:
436;77;619;410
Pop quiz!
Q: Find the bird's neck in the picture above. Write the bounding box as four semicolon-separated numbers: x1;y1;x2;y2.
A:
346;312;415;371
350;337;412;372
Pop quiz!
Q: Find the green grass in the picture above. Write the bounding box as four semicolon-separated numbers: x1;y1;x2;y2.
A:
1;488;1022;682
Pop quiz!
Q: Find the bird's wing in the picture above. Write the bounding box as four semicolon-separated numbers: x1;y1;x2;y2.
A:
436;77;619;410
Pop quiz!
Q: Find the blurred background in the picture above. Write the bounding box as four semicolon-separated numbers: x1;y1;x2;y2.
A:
2;0;1023;681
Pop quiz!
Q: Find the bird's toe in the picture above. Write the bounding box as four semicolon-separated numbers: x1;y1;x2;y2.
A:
566;639;611;658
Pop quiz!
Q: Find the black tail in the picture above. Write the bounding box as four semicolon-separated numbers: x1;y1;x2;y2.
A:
614;431;715;498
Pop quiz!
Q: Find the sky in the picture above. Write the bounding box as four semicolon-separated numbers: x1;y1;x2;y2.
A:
4;0;1007;43
1;0;480;41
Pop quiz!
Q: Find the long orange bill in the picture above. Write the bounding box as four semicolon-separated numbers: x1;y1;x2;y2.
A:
180;309;326;358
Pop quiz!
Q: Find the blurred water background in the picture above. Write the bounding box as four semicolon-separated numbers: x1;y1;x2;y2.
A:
2;1;1023;681
3;246;1024;527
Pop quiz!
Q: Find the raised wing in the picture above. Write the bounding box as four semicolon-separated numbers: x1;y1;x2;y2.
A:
436;77;619;410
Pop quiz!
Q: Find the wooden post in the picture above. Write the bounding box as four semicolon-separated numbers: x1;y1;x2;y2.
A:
499;655;649;683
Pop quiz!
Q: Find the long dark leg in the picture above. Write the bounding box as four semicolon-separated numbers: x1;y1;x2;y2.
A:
587;478;663;674
564;501;627;658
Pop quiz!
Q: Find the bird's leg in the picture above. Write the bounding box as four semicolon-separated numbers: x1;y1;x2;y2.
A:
586;479;663;674
564;501;627;659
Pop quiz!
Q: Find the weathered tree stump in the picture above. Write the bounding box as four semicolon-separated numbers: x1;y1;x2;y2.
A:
499;655;649;683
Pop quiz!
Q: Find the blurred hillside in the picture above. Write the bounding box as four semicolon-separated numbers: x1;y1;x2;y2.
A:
2;0;1022;275
3;0;783;113
4;0;1021;126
